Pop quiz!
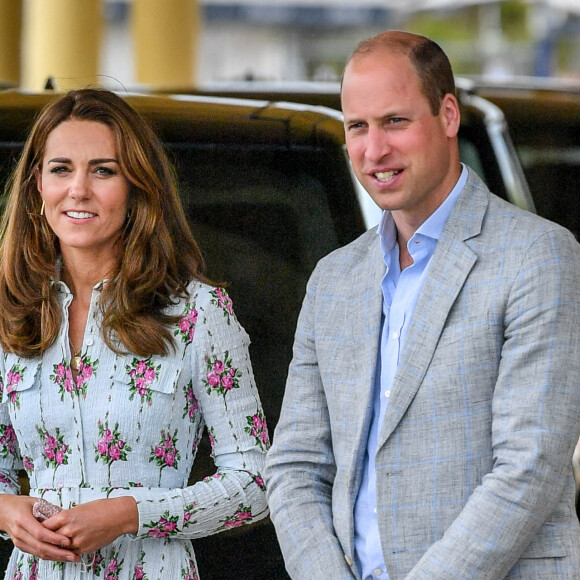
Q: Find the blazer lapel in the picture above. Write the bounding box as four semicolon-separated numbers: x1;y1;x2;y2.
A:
377;170;489;448
343;232;384;488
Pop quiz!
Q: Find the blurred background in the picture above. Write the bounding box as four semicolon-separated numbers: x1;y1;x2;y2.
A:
0;0;579;92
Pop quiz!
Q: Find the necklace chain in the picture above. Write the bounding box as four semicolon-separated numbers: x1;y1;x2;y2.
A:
69;338;82;371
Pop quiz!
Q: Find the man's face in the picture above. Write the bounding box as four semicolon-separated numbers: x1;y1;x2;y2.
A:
341;51;460;230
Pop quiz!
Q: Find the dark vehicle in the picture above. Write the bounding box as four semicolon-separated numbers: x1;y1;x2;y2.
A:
0;87;537;577
171;79;536;215
458;76;580;239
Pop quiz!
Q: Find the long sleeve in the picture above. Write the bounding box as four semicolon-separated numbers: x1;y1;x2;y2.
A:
404;225;580;578
132;285;270;540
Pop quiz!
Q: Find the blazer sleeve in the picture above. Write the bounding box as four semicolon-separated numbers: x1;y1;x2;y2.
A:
407;225;580;578
264;263;356;579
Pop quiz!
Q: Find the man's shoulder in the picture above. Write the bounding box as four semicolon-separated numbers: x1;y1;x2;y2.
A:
316;226;380;270
463;168;577;244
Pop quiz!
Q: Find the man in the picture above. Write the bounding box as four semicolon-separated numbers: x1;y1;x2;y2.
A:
264;30;580;579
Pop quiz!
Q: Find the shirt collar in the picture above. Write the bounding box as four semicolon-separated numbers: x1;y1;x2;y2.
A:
377;163;468;253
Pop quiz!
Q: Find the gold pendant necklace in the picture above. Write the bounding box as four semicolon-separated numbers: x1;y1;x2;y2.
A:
70;340;82;371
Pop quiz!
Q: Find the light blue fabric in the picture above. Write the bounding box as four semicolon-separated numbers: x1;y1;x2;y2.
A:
354;165;467;579
265;167;580;579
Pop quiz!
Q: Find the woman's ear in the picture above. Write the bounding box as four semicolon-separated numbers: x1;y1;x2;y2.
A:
34;166;42;193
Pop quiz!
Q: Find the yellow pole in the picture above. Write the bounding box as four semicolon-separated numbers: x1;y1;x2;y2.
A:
21;0;102;91
132;0;200;90
0;0;22;86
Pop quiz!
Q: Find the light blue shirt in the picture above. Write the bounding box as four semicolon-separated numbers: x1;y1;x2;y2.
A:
353;165;468;579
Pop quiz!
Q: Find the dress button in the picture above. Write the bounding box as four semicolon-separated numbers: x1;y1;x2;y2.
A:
86;338;94;346
344;554;353;567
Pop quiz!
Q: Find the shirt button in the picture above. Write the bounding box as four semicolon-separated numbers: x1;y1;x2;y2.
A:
385;390;390;398
373;568;383;576
374;507;377;514
392;331;399;339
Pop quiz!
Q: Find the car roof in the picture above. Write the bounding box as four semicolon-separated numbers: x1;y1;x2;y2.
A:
0;89;348;149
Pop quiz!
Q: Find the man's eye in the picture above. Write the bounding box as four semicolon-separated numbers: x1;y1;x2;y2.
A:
388;117;405;124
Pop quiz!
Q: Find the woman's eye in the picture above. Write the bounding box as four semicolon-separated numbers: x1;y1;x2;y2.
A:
95;166;116;176
49;165;68;174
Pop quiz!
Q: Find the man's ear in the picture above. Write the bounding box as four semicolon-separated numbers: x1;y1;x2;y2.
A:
441;93;460;138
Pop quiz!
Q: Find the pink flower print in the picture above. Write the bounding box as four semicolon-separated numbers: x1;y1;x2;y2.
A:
64;378;73;393
94;421;131;467
149;429;180;474
6;364;25;409
183;502;197;527
144;511;180;538
133;553;148;580
181;560;200;580
210;288;234;323
27;556;38;580
51;356;98;400
0;424;17;458
203;472;225;483
36;426;69;485
22;456;34;474
0;473;12;485
245;410;269;451
222;504;253;529
175;301;198;345
103;550;124;580
221;374;234;390
82;364;93;380
183;382;199;422
207;372;220;387
126;357;161;406
203;352;241;399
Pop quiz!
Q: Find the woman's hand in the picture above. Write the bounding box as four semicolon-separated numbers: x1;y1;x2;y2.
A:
41;497;139;555
0;494;79;562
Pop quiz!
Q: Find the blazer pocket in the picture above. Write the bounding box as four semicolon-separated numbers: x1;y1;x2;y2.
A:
518;525;566;559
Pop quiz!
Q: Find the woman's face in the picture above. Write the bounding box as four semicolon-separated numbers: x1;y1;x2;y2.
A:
36;119;130;260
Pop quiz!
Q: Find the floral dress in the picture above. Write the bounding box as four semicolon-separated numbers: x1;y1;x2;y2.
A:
0;280;269;580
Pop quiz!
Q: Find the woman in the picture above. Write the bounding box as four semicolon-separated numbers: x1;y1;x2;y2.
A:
0;89;269;579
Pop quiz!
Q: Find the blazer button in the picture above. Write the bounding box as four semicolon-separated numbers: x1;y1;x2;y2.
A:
344;554;353;567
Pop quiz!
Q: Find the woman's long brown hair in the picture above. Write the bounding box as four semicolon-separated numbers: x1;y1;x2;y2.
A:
0;88;208;358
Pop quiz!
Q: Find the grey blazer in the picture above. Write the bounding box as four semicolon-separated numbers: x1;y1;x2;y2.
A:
265;168;580;579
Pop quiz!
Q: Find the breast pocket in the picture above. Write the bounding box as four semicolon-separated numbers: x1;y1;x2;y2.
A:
1;354;41;410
